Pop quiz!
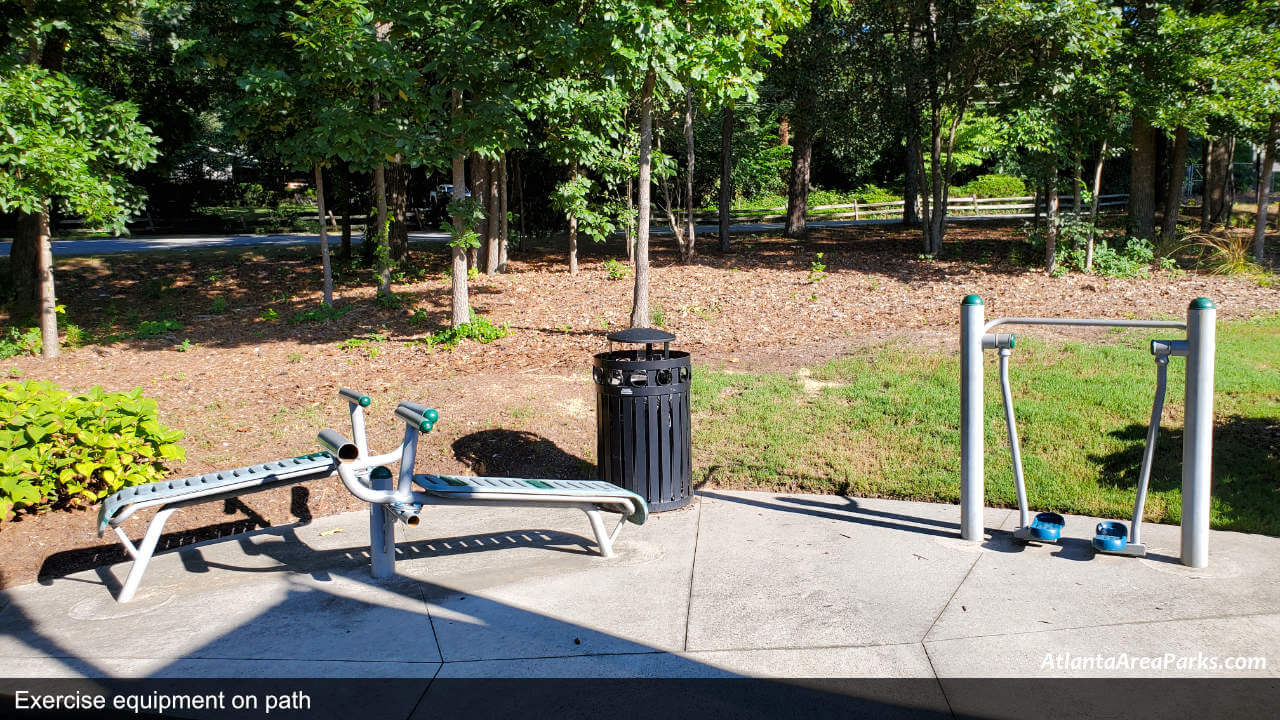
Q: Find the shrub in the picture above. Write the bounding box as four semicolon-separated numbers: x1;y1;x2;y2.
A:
1036;217;1163;279
422;312;510;351
958;174;1027;198
135;319;183;338
0;327;42;359
0;381;185;519
850;184;899;204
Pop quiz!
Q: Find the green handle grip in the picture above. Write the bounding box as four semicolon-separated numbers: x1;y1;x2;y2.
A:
394;403;436;433
338;388;372;407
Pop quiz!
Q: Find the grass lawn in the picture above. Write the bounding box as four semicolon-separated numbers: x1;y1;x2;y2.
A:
693;314;1280;535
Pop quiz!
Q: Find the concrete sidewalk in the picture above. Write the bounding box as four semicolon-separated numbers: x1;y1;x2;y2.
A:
2;491;1278;682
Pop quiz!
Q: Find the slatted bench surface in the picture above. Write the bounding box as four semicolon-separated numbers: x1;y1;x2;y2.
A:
98;453;338;534
414;474;648;525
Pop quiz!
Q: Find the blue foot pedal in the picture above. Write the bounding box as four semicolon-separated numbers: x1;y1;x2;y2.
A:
1013;512;1066;543
1093;521;1134;554
1028;512;1065;541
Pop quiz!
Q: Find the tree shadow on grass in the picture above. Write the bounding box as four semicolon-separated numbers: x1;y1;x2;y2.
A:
1089;415;1280;537
452;428;596;480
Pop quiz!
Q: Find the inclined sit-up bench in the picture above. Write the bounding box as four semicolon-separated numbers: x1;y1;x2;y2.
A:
98;390;648;602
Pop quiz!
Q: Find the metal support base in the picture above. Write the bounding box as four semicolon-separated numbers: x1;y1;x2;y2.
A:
1095;543;1147;558
113;507;179;603
1011;526;1059;545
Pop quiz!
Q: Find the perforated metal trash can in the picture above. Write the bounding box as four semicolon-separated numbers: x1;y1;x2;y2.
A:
593;328;693;512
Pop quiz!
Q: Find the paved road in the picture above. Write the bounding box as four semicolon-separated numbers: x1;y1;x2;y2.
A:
0;214;1033;257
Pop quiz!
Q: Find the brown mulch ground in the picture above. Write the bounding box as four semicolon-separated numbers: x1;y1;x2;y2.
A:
2;221;1277;590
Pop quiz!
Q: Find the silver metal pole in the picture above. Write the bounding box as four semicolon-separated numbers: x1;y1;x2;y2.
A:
370;467;397;578
1131;354;1169;547
960;295;985;541
349;402;368;457
997;349;1029;529
1181;298;1216;567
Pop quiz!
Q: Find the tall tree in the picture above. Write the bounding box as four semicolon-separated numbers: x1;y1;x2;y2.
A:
2;3;158;357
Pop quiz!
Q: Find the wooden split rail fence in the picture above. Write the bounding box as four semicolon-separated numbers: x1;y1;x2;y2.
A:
690;194;1131;225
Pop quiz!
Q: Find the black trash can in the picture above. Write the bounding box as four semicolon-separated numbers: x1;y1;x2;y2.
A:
593;328;693;512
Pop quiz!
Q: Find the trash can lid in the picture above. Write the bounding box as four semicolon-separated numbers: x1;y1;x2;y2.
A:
608;327;676;344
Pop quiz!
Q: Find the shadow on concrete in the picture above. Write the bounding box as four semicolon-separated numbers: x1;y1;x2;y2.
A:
5;522;955;719
699;491;959;539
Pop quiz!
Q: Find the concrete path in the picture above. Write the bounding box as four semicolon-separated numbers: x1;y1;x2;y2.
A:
0;215;1033;257
3;490;1277;685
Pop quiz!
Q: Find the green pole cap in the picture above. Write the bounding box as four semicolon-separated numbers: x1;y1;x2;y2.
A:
962;294;983;306
419;420;433;433
370;466;393;480
425;408;439;423
1008;334;1016;349
1189;297;1215;310
358;395;372;407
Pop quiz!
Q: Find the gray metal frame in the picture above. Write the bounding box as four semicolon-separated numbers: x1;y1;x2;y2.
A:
319;401;648;580
959;296;1217;567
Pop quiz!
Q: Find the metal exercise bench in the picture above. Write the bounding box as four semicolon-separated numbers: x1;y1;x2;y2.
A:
97;390;648;601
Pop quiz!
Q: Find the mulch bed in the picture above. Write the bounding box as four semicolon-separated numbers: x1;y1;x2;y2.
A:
2;222;1276;590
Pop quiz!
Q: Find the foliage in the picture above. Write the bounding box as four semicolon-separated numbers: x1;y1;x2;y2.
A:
0;328;42;360
0;63;158;230
808;253;827;283
421;312;509;351
551;174;617;243
134;319;184;339
1178;232;1268;276
1035;218;1167;278
958;174;1027;198
0;381;185;519
603;258;631;281
289;303;352;324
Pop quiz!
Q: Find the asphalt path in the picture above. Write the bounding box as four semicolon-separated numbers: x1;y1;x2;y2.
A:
0;214;1032;257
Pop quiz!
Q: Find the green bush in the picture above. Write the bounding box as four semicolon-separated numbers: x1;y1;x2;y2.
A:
0;327;42;359
1031;217;1165;279
957;174;1027;198
422;312;510;351
0;381;186;519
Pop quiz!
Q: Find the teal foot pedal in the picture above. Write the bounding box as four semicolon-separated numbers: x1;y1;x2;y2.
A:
1014;512;1066;543
1092;521;1147;557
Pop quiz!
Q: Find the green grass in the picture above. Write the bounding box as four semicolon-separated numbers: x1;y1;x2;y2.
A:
692;315;1280;535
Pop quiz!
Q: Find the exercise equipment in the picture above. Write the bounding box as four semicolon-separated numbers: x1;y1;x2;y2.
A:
960;297;1216;567
98;389;648;602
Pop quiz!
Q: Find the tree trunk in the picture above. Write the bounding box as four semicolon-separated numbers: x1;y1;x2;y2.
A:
513;151;526;251
1161;126;1189;245
1203;136;1235;228
373;164;390;293
449;91;469;327
498;154;509;270
1128;114;1156;240
450;153;470;326
1045;177;1059;275
925;112;946;255
1089;140;1107;223
315;166;334;306
9;212;41;311
625;177;635;264
485;158;500;274
630;67;656;329
680;89;696;262
1033;186;1042;228
785;118;813;238
719;105;733;252
469;152;488;271
778;116;789;146
568;161;580;275
904;126;922;226
36;209;57;358
1073;155;1083;216
1256;115;1278;264
387;162;409;262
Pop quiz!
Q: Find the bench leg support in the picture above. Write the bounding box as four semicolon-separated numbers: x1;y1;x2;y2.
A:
113;506;179;603
583;507;628;558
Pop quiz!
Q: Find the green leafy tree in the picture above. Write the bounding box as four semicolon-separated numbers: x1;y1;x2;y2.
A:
1;1;158;358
